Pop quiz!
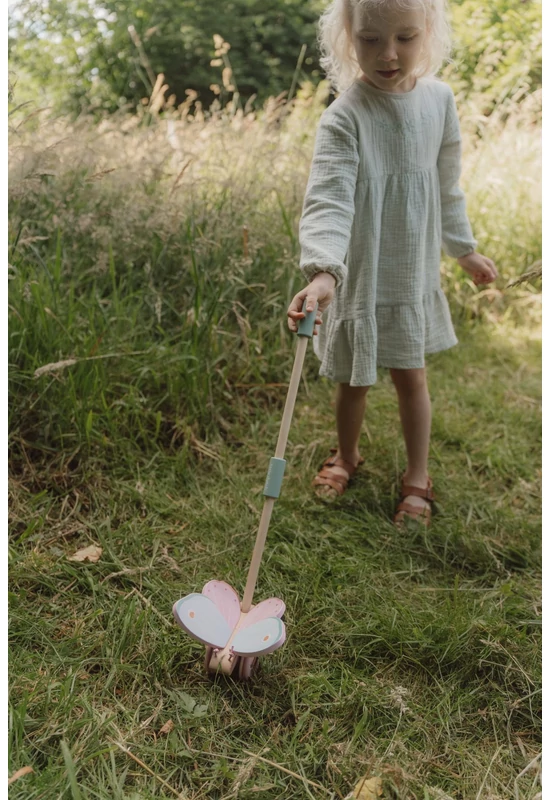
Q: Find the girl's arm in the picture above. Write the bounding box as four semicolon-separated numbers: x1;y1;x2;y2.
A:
437;92;498;285
437;89;498;285
299;109;360;288
437;89;478;259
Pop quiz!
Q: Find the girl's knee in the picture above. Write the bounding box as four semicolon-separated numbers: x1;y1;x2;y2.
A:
390;368;427;394
338;382;370;398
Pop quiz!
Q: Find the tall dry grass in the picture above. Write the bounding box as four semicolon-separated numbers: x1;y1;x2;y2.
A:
8;79;541;466
9;77;541;289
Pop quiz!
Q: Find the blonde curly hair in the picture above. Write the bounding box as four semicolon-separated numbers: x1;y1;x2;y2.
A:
318;0;452;92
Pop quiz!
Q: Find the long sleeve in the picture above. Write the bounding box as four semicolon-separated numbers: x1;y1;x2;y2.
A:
299;109;360;286
437;90;477;259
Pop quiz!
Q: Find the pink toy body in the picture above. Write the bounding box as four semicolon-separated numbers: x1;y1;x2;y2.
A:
173;580;286;676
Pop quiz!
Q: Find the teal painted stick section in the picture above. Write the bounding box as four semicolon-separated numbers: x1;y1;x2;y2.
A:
297;300;318;338
263;457;287;498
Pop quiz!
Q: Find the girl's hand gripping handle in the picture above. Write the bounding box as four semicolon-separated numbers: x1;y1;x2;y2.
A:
287;272;336;335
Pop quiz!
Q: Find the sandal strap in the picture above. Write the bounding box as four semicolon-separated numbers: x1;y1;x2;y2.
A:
323;456;358;476
325;449;365;476
314;467;349;488
312;449;364;496
394;502;432;527
312;474;346;496
395;501;431;519
400;477;434;502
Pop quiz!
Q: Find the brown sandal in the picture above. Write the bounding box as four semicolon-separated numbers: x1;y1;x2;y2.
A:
313;448;364;498
394;477;435;527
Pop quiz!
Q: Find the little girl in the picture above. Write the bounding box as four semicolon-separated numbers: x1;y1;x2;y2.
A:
287;0;497;526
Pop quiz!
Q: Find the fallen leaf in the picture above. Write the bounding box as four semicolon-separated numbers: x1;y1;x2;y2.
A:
165;689;208;718
8;766;34;785
345;775;384;800
68;545;103;563
158;719;174;735
34;358;78;379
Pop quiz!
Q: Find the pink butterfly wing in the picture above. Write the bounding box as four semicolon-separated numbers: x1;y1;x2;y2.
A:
202;580;241;630
241;597;285;628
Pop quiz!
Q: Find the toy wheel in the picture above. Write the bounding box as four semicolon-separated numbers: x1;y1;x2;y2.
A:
238;656;258;680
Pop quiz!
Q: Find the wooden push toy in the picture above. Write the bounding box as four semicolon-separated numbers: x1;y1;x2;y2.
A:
173;303;317;679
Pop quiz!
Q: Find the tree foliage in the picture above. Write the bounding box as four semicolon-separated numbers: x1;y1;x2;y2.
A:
9;0;323;115
8;0;542;117
444;0;542;110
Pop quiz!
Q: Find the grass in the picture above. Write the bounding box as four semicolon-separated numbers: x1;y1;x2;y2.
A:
8;318;541;799
8;85;541;799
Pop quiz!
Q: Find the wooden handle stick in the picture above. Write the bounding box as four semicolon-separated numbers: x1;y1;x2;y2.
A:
241;334;309;613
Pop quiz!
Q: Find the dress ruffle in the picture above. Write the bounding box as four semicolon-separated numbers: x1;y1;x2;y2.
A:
313;289;457;386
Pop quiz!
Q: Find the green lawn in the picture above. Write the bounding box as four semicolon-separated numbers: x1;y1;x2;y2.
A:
9;314;541;799
8;81;541;798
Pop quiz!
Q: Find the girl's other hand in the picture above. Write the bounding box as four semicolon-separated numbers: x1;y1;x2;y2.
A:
456;252;498;286
287;272;337;335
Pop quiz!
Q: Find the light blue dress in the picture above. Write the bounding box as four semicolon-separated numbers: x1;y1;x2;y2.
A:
299;77;477;385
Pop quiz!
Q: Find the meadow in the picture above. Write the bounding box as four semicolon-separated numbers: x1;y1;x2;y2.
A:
8;78;541;799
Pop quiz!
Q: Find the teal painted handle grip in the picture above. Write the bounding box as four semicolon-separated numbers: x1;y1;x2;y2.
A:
297;300;318;338
263;457;287;498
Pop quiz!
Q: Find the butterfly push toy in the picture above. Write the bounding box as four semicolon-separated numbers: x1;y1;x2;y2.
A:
173;303;317;679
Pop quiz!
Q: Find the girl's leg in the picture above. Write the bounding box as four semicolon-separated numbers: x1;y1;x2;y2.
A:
315;382;369;497
389;367;432;512
336;382;370;463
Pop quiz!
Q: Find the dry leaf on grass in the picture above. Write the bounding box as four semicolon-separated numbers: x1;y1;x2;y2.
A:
158;720;174;736
34;358;78;378
68;545;103;563
8;766;34;785
345;775;384;800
